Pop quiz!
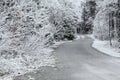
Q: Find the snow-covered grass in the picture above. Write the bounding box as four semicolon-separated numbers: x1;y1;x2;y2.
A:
0;47;55;80
89;35;120;57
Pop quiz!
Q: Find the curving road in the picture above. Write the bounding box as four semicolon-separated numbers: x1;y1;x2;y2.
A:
15;36;120;80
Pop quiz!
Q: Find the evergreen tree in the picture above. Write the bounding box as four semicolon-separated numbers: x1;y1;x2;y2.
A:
81;0;96;34
117;0;120;43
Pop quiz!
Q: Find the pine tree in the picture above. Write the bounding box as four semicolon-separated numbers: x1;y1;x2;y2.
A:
117;0;120;43
81;0;96;34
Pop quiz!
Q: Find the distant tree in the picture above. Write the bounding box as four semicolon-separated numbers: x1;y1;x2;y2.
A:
49;0;78;41
117;0;120;43
81;0;96;34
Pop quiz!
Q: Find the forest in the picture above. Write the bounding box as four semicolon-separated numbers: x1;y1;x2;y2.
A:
0;0;120;80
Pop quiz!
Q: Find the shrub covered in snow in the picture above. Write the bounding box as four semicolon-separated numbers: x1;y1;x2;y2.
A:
0;0;83;79
93;0;117;40
93;8;110;40
0;0;55;78
93;0;120;47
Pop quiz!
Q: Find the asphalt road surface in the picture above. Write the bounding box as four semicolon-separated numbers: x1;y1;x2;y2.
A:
14;36;120;80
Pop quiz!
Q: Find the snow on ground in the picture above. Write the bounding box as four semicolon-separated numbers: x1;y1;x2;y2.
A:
89;35;120;57
0;47;55;80
0;35;84;80
80;35;85;39
75;35;85;40
74;35;85;40
50;35;82;50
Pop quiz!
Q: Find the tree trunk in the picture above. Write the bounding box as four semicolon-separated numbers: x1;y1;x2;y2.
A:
109;13;112;46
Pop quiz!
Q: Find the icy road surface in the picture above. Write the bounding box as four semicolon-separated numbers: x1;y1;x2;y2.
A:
14;36;120;80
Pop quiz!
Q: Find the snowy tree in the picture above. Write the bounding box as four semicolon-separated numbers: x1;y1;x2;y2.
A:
0;0;83;77
81;0;96;33
48;0;80;41
93;0;120;47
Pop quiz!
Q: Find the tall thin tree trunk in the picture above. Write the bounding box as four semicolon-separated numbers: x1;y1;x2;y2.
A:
114;17;117;39
109;12;112;46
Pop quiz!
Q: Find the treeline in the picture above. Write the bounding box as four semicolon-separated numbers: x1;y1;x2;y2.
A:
94;0;120;47
80;0;120;47
0;0;82;73
77;0;96;34
0;0;82;55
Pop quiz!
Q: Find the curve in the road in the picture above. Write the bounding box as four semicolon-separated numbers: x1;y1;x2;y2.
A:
14;36;120;80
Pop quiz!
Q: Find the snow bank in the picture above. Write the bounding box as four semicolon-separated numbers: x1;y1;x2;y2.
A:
50;35;82;49
0;48;55;80
75;35;85;40
92;0;120;56
89;35;120;57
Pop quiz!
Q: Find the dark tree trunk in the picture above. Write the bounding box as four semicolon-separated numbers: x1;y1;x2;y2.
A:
109;12;112;46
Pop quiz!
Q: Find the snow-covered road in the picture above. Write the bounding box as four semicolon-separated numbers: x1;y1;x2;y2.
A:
14;36;120;80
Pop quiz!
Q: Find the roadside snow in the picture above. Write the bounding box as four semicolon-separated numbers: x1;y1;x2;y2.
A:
0;48;55;80
89;35;120;57
0;35;86;80
50;40;73;49
51;35;83;48
75;35;85;40
80;35;85;39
